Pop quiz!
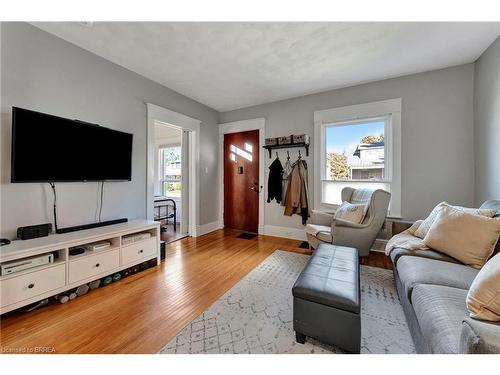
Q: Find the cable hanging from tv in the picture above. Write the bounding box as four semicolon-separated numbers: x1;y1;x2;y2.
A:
48;182;58;233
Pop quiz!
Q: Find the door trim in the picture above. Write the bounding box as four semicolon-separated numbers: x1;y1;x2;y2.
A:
146;103;200;237
219;118;265;234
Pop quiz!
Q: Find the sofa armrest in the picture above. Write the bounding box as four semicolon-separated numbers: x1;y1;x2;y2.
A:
391;219;415;236
460;317;500;354
310;209;335;226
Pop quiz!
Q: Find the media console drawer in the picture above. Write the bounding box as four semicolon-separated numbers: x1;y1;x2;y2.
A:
69;249;120;284
0;263;66;308
121;238;157;265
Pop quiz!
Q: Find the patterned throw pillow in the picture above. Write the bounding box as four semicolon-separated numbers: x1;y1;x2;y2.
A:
334;201;367;224
414;202;496;239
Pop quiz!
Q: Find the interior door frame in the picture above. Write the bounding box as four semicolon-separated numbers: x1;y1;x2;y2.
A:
219;118;265;234
146;103;200;237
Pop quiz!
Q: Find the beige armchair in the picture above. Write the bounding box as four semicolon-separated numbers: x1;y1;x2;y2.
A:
305;187;391;256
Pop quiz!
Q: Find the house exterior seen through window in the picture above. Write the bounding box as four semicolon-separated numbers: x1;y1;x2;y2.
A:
325;120;386;181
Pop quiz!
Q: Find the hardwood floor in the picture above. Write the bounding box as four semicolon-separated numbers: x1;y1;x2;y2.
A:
0;230;391;354
160;224;188;244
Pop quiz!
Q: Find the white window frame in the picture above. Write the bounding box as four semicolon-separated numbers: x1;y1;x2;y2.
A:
313;99;402;218
158;144;182;197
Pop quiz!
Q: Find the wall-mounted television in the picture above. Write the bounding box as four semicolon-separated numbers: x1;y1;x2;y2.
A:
11;107;133;182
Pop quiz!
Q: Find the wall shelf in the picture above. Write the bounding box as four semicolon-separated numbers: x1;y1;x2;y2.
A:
263;142;309;158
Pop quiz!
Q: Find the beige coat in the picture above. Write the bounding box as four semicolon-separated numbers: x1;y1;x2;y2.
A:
284;160;309;223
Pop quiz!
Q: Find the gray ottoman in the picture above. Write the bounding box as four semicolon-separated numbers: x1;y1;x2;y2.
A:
292;244;360;353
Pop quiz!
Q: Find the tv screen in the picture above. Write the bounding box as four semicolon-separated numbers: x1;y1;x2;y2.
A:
11;107;133;182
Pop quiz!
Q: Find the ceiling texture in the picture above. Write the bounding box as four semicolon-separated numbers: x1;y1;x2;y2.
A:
33;22;500;112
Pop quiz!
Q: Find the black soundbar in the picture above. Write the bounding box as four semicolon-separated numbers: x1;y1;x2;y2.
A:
56;218;128;234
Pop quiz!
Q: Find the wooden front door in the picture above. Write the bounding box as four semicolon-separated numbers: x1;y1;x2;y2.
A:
224;130;260;233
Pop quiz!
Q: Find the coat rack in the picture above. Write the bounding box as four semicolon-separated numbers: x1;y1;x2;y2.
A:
263;142;309;159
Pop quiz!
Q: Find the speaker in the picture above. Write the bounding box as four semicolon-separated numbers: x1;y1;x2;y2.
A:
160;240;166;260
17;223;52;240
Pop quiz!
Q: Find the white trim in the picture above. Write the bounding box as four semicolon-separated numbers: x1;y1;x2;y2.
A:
218;118;266;234
146;103;201;237
263;225;307;241
314;99;402;217
196;220;224;236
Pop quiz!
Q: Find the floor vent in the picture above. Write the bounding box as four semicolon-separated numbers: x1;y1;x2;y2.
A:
237;232;257;240
299;241;310;249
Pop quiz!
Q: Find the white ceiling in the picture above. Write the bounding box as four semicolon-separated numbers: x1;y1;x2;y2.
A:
32;22;500;112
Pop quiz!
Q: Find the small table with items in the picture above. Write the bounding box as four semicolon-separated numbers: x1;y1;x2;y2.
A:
153;196;177;232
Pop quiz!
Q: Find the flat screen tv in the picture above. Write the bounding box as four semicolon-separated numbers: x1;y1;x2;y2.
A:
11;107;133;182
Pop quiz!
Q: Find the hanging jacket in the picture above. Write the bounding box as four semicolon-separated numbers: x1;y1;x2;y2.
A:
281;158;293;207
267;158;284;203
283;159;310;224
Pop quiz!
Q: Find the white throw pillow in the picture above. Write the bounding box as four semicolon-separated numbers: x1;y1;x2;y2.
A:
414;202;496;239
423;204;500;269
334;201;366;224
467;252;500;321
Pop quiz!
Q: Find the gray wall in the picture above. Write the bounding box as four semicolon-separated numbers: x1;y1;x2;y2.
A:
474;37;500;205
0;22;220;238
220;64;475;228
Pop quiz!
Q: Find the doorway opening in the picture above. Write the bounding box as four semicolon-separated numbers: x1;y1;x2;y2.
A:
154;122;189;243
147;103;201;243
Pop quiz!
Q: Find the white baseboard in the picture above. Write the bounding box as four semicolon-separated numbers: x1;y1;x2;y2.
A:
196;220;223;237
263;225;307;241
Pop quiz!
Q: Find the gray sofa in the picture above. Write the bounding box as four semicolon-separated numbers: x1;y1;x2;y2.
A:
391;200;500;354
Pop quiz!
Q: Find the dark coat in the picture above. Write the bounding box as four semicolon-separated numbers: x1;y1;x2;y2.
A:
267;158;284;204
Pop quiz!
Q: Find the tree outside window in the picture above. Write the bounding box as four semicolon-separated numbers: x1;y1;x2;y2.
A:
326;121;385;181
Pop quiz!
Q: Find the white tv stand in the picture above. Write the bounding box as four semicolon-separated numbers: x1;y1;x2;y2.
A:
0;220;160;315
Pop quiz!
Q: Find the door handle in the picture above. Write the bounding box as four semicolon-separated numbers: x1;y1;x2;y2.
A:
250;185;262;193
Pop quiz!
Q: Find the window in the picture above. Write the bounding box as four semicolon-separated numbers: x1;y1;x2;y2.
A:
159;146;182;197
314;99;401;217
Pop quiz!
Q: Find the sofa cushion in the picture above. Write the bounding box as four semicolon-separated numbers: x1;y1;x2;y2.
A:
389;247;460;266
460;317;500;354
397;256;479;301
414;202;496;239
481;200;500;257
292;244;359;314
480;199;500;215
466;252;500;321
412;284;469;353
423;205;500;269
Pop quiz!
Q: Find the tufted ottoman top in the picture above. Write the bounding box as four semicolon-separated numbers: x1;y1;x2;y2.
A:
292;244;360;314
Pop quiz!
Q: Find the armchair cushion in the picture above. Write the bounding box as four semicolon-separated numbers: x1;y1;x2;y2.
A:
305;224;332;243
334;201;366;224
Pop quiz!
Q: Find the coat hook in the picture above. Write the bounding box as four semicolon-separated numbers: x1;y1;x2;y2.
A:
298;149;302;159
287;151;290;160
276;152;279;159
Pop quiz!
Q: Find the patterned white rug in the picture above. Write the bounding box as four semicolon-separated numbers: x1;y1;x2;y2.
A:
160;250;415;354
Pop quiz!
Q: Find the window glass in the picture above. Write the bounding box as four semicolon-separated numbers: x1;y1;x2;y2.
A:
325;120;385;181
160;146;182;197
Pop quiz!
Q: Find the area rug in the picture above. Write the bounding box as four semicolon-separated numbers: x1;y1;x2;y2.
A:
160;250;415;354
